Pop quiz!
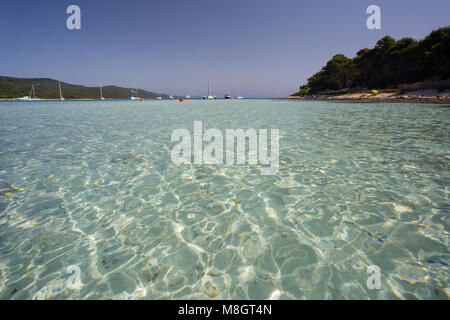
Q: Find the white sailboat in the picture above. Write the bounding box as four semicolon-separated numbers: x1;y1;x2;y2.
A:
130;88;140;100
207;78;214;99
17;84;43;101
100;81;105;100
58;82;65;101
236;88;243;99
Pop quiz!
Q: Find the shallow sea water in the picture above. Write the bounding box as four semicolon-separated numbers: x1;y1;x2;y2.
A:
0;99;448;300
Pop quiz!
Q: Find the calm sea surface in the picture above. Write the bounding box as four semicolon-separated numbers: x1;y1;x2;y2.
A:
0;99;448;299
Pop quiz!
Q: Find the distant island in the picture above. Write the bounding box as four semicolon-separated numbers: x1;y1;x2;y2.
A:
289;26;450;102
0;76;171;100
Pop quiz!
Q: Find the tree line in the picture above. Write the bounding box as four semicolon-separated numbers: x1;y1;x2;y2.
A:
295;26;449;95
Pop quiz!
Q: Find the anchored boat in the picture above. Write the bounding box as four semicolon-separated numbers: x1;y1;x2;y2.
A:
130;89;141;100
236;88;243;99
59;82;65;101
100;81;105;100
206;78;214;99
16;84;43;101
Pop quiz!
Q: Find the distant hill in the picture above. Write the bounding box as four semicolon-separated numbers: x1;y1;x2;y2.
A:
0;76;170;99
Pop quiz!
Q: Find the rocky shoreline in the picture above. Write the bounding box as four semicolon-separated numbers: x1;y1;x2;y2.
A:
284;89;450;103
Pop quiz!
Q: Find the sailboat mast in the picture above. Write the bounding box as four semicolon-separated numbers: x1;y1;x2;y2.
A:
100;81;103;99
32;84;35;98
208;77;211;96
59;82;62;99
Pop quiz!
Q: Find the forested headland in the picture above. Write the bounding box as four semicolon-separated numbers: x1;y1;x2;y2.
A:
293;26;450;95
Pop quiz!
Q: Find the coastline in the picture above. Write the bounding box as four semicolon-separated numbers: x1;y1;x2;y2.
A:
284;89;450;103
0;98;169;101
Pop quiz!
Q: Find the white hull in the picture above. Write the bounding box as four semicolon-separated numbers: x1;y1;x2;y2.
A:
16;96;43;101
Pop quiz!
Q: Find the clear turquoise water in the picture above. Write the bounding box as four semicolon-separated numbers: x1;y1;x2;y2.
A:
0;100;448;300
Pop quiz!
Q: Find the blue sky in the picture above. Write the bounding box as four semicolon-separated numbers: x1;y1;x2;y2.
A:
1;0;449;97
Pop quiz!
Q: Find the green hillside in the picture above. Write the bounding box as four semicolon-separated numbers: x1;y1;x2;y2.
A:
294;26;450;95
0;76;170;99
